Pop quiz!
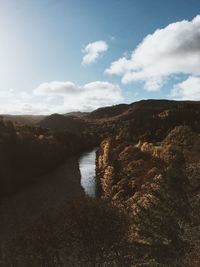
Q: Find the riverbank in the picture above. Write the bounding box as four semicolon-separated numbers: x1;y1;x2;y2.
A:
0;157;84;243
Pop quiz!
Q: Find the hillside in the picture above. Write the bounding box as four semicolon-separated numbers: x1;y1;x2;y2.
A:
94;100;200;266
0;99;200;266
87;103;128;120
87;100;200;122
2;115;45;125
38;113;86;135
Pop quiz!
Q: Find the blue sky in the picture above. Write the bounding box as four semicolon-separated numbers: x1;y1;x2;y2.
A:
0;0;200;114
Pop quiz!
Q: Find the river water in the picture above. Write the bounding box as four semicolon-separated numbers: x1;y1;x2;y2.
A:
79;148;97;197
0;149;98;243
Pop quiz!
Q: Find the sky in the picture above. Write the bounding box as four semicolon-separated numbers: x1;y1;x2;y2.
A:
0;0;200;114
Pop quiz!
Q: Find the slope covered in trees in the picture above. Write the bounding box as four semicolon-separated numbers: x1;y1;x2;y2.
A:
96;123;200;265
0;116;97;198
0;99;200;266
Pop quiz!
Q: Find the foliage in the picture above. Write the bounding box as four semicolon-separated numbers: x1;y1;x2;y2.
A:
2;197;133;267
0;118;95;198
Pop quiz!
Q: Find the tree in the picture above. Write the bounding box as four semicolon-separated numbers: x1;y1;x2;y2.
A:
133;149;190;263
66;197;131;267
3;197;132;267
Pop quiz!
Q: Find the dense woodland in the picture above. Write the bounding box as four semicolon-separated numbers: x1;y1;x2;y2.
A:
0;100;200;266
0;116;97;198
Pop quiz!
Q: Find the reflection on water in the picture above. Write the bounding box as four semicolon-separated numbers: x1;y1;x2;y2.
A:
79;148;97;197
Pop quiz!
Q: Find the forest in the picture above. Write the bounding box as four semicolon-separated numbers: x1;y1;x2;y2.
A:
0;100;199;266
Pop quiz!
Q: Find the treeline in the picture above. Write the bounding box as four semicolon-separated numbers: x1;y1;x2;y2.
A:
0;118;97;198
114;104;200;143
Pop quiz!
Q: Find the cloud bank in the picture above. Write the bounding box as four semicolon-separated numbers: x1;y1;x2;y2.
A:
106;15;200;91
34;80;122;111
82;41;108;65
171;76;200;100
0;81;123;115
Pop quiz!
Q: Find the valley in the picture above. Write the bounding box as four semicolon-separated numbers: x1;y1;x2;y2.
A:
0;99;200;266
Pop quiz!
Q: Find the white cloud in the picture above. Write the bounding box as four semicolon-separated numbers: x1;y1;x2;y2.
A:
0;81;123;115
34;81;78;95
0;89;50;115
0;89;15;98
171;76;200;100
34;80;123;112
106;15;200;91
82;41;108;65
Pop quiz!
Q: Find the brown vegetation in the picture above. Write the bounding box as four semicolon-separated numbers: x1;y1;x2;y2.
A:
96;122;200;265
1;100;200;266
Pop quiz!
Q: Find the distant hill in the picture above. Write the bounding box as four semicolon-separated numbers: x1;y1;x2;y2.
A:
38;113;86;134
2;115;45;125
87;99;200;122
115;99;200;121
85;99;200;146
64;111;89;118
2;100;200;137
87;103;128;120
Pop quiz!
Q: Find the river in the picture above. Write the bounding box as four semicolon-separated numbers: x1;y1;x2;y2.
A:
79;148;97;197
0;149;98;243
